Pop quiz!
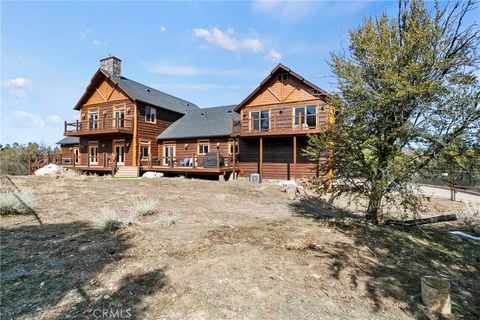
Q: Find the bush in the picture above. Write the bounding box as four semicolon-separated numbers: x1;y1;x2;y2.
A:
94;208;124;232
461;202;480;233
128;198;158;216
0;188;37;215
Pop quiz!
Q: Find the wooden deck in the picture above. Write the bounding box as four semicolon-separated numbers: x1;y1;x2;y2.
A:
140;166;237;176
63;165;114;173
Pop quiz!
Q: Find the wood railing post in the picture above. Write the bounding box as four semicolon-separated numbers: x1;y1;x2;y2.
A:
76;120;79;132
170;154;173;168
299;113;302;130
193;154;196;168
216;151;220;169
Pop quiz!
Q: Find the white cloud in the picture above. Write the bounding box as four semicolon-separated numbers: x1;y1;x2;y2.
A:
147;62;247;76
91;39;101;46
264;49;282;62
46;115;63;126
160;26;167;32
79;28;93;39
2;77;34;98
5;111;44;128
193;27;263;53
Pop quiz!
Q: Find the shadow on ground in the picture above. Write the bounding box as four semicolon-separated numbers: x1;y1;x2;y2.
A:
290;196;480;319
0;222;167;319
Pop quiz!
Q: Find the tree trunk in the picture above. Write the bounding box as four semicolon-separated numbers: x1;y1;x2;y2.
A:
366;197;382;224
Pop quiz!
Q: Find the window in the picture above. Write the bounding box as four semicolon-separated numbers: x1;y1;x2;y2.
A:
89;142;98;165
293;106;317;129
250;110;270;131
197;140;209;155
89;109;99;130
163;144;175;165
145;106;156;123
140;141;150;160
228;140;239;155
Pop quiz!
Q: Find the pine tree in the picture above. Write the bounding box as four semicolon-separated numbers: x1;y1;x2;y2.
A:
304;0;480;224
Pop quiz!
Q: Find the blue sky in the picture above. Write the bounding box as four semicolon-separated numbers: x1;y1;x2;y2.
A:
1;1;477;146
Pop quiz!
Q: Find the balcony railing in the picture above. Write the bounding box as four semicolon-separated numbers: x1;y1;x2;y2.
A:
64;118;133;136
231;113;323;135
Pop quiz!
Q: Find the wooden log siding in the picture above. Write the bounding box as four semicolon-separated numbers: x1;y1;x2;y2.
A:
136;103;183;161
237;136;320;179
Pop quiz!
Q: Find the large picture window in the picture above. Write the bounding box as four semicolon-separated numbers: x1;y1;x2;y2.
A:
293;106;317;128
145;106;156;123
250;110;270;131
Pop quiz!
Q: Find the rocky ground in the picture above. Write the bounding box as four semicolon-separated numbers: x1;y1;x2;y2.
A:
1;175;478;319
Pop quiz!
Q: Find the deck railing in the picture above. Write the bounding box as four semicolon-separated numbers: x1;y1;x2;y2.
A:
231;113;323;135
140;153;234;170
64;118;133;135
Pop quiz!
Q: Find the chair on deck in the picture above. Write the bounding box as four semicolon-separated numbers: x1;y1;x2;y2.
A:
179;158;192;167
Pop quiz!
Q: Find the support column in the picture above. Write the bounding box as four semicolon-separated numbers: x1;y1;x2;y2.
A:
232;139;237;180
259;137;263;183
293;136;297;180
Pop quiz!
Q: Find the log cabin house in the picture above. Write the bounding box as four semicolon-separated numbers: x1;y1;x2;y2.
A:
58;56;332;180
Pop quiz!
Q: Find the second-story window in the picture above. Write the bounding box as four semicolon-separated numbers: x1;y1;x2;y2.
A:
146;106;156;123
197;140;209;155
250;110;270;131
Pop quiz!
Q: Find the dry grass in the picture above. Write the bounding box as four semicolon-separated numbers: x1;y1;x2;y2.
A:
1;176;478;320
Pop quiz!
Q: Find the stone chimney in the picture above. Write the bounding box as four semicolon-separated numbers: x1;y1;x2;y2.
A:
100;55;121;77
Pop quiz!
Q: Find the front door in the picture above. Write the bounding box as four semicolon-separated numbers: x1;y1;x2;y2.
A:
114;144;125;166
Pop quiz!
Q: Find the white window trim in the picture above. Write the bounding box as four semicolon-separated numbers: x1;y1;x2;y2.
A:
145;106;157;124
197;140;210;155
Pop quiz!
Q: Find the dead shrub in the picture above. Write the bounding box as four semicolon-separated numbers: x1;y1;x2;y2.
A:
128;198;158;216
460;202;480;233
94;208;124;232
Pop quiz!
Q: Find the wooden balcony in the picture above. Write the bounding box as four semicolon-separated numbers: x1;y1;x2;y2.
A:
231;113;322;137
64;118;133;136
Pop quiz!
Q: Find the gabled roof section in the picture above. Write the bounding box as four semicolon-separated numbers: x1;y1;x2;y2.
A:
234;63;329;112
74;69;199;114
157;105;239;140
56;137;80;145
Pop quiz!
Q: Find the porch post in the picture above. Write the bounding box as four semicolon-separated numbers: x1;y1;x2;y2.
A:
259;137;263;183
232;139;236;180
293;136;297;180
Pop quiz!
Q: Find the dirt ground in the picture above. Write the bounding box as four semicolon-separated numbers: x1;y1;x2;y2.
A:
1;175;479;320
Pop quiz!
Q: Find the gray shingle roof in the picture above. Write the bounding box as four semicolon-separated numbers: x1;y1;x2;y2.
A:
157;105;239;140
56;137;79;145
108;72;199;114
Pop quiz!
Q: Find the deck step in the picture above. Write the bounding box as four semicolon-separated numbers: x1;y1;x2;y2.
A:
115;166;139;177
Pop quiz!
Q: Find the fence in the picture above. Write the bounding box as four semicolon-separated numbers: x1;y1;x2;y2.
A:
415;169;480;192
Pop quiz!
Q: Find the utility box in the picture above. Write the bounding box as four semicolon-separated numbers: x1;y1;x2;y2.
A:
250;173;260;184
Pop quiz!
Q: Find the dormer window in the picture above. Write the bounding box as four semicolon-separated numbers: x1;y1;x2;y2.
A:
145;106;156;123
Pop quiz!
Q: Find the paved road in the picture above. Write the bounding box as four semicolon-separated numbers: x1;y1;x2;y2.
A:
419;185;480;203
